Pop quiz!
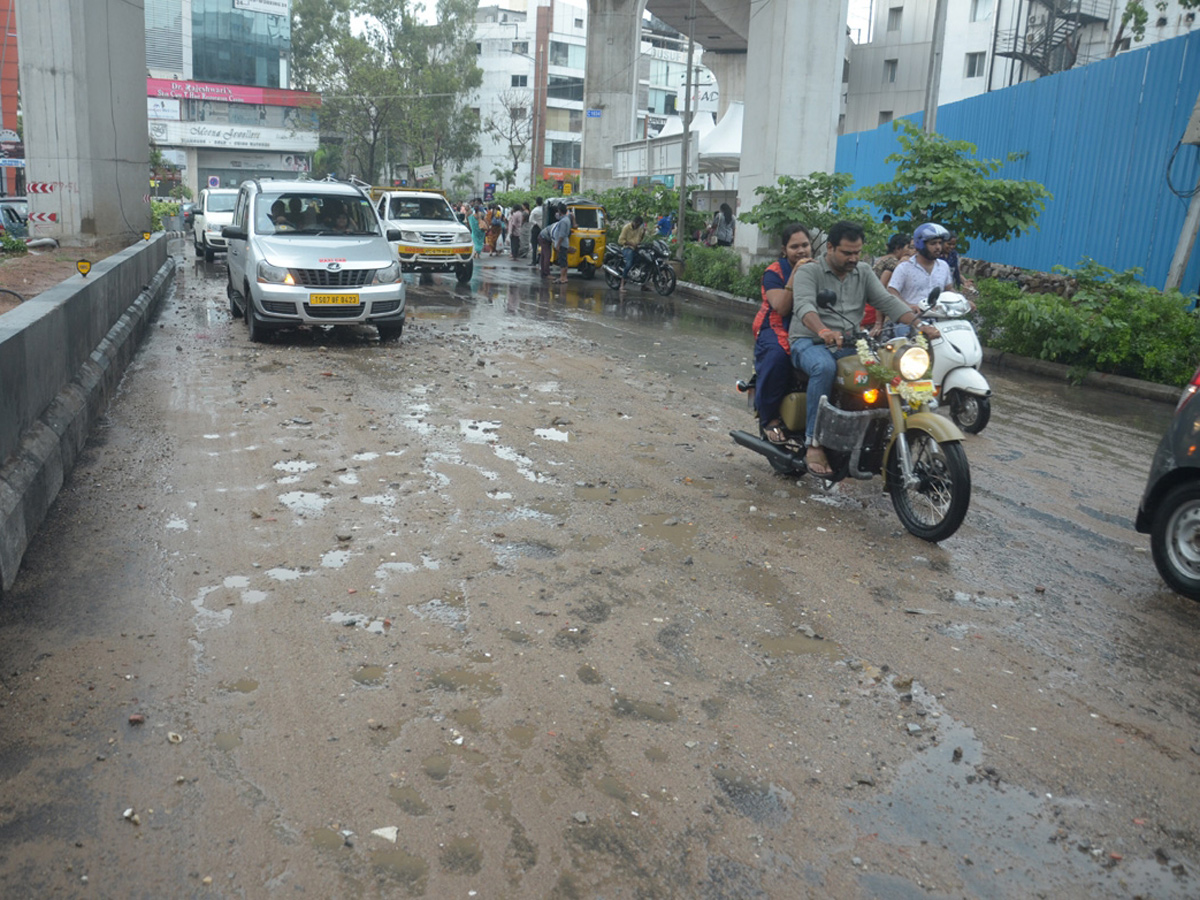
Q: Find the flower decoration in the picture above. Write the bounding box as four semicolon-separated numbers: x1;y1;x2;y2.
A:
853;337;930;407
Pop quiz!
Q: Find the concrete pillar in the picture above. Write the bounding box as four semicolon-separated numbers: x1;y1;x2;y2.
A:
737;0;848;256
702;51;746;120
582;0;646;192
16;0;150;245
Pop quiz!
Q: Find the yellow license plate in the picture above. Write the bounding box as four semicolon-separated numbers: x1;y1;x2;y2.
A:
309;294;360;305
398;245;463;256
888;379;934;395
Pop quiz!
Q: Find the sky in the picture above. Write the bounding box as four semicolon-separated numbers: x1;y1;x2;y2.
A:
847;0;875;45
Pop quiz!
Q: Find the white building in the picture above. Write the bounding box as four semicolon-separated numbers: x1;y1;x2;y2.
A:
844;0;1198;135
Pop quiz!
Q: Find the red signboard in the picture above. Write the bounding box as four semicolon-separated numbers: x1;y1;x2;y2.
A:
542;167;580;182
147;78;321;109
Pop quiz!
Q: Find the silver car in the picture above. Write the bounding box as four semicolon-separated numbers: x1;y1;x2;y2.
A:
222;180;406;342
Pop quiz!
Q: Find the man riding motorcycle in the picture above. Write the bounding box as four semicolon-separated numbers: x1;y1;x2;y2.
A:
887;222;956;328
789;220;940;476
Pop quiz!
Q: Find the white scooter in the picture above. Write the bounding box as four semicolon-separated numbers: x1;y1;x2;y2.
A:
920;290;992;434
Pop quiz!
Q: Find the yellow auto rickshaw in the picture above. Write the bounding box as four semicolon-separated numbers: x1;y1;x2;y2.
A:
562;197;606;279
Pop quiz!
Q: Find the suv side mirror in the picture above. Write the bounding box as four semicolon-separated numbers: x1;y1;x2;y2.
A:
386;229;401;242
222;225;247;241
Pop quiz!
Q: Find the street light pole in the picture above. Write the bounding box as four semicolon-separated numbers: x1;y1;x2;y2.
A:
676;0;696;259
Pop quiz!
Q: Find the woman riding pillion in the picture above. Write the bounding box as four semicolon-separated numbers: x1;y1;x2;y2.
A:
788;221;940;477
753;224;813;444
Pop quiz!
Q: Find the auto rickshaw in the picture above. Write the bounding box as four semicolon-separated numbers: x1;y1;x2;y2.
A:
562;197;606;279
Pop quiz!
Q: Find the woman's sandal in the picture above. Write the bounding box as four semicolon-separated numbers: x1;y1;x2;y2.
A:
764;421;786;445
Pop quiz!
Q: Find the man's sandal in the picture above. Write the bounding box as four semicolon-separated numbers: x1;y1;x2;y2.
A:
763;422;786;445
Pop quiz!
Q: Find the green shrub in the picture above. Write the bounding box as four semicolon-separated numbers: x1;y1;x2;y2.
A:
151;199;180;232
0;231;27;254
974;260;1200;386
680;244;761;299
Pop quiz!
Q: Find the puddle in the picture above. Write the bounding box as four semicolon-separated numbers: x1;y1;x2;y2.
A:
266;567;304;581
574;485;648;503
375;561;418;578
849;684;1200;898
338;472;360;485
577;664;603;684
408;595;468;628
595;774;631;802
759;632;841;659
369;847;428;893
638;515;698;549
493;445;554;483
645;747;669;763
321;549;354;568
451;708;483;731
533;427;569;442
427;668;501;696
310;827;347;851
568;534;611;552
491;540;558;566
273;460;317;474
713;768;794;825
166;517;189;531
278;491;331;517
359;493;396;507
612;695;679;723
221;678;259;693
486;490;513;500
461;419;501;444
191;586;232;631
276;475;303;485
389;784;432;815
500;629;531;644
422;753;452;781
213;732;242;751
506;724;536;749
439;835;483;874
352;665;386;686
325;611;391;634
352;452;379;461
241;590;268;604
224;575;250;589
402;403;433;436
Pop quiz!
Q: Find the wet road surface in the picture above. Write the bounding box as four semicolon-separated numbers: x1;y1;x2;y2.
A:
1;247;1198;898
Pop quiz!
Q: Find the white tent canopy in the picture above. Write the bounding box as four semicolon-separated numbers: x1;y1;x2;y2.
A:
698;102;743;173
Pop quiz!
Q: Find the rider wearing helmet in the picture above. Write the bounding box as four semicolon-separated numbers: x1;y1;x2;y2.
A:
886;222;955;326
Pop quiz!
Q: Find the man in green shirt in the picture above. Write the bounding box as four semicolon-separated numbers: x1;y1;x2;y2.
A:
617;216;646;291
788;221;940;476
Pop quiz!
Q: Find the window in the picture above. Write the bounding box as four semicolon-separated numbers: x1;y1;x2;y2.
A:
549;140;581;168
574;17;583;28
969;0;993;22
544;108;582;133
475;42;481;54
511;74;528;87
512;41;528;55
887;6;902;31
547;75;584;102
879;110;893;125
965;52;986;78
883;59;897;83
549;41;586;69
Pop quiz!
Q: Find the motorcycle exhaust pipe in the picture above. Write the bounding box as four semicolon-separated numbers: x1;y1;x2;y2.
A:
602;264;623;279
729;430;806;473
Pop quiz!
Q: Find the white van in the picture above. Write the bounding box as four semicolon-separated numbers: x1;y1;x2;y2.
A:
193;188;239;262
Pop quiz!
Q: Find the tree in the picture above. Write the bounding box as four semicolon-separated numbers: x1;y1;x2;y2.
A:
853;119;1052;251
737;172;861;249
491;166;517;191
483;89;533;176
1112;1;1199;56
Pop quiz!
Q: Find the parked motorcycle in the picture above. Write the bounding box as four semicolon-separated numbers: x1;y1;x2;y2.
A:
919;289;992;433
731;291;971;542
602;239;677;296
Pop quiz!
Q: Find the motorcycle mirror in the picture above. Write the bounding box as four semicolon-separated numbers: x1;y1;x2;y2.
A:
816;289;837;309
926;287;942;308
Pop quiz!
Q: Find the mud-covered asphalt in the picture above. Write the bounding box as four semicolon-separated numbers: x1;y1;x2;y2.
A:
1;245;1198;899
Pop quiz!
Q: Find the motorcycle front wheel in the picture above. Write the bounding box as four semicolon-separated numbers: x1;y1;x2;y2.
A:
948;390;991;434
604;266;622;289
887;429;970;542
653;264;677;296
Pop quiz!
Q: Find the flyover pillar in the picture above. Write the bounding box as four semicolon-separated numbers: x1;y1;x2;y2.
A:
582;0;645;192
702;52;746;120
737;0;847;256
16;0;149;245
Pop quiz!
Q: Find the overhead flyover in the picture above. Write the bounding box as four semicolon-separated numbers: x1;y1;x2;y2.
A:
580;0;849;256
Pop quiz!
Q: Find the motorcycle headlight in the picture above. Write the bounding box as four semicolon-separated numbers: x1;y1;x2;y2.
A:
257;260;291;284
897;346;931;381
372;262;400;284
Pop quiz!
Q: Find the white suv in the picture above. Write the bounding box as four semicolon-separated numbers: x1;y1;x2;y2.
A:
193;188;238;262
222;179;406;342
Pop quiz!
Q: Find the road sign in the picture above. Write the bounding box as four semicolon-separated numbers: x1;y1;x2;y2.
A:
587;109;602;118
0;159;23;168
28;182;55;193
28;212;57;223
208;175;220;188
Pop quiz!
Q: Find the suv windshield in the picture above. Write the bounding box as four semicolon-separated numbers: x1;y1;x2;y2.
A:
206;193;237;213
257;192;381;236
387;197;457;222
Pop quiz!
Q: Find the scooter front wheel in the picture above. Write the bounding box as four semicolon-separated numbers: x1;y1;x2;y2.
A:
887;429;970;542
947;390;991;434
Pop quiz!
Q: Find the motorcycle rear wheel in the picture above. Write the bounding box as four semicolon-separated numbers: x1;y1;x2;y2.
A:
605;268;622;289
653;265;677;296
948;390;991;434
887;429;970;542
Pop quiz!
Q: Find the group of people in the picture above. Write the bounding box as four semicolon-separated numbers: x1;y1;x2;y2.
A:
752;219;967;476
461;200;528;260
267;197;352;233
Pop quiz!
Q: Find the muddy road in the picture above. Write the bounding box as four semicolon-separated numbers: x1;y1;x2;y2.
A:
1;247;1198;899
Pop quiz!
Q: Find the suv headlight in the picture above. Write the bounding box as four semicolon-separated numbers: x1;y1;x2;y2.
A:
206;222;222;233
455;229;471;241
373;262;400;284
400;231;420;242
898;346;931;381
257;260;291;284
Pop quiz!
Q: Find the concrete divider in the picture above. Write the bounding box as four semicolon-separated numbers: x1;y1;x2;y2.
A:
0;235;175;594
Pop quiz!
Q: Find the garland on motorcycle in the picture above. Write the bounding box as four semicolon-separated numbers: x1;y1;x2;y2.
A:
603;239;677;296
731;289;972;542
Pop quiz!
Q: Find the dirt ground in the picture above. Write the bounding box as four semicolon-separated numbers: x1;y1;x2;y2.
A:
0;237;142;313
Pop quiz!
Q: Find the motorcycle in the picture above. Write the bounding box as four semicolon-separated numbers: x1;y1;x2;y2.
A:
602;239;677;296
731;291;971;542
919;289;992;433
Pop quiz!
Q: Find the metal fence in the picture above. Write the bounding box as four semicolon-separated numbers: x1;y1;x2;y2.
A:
836;30;1200;294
